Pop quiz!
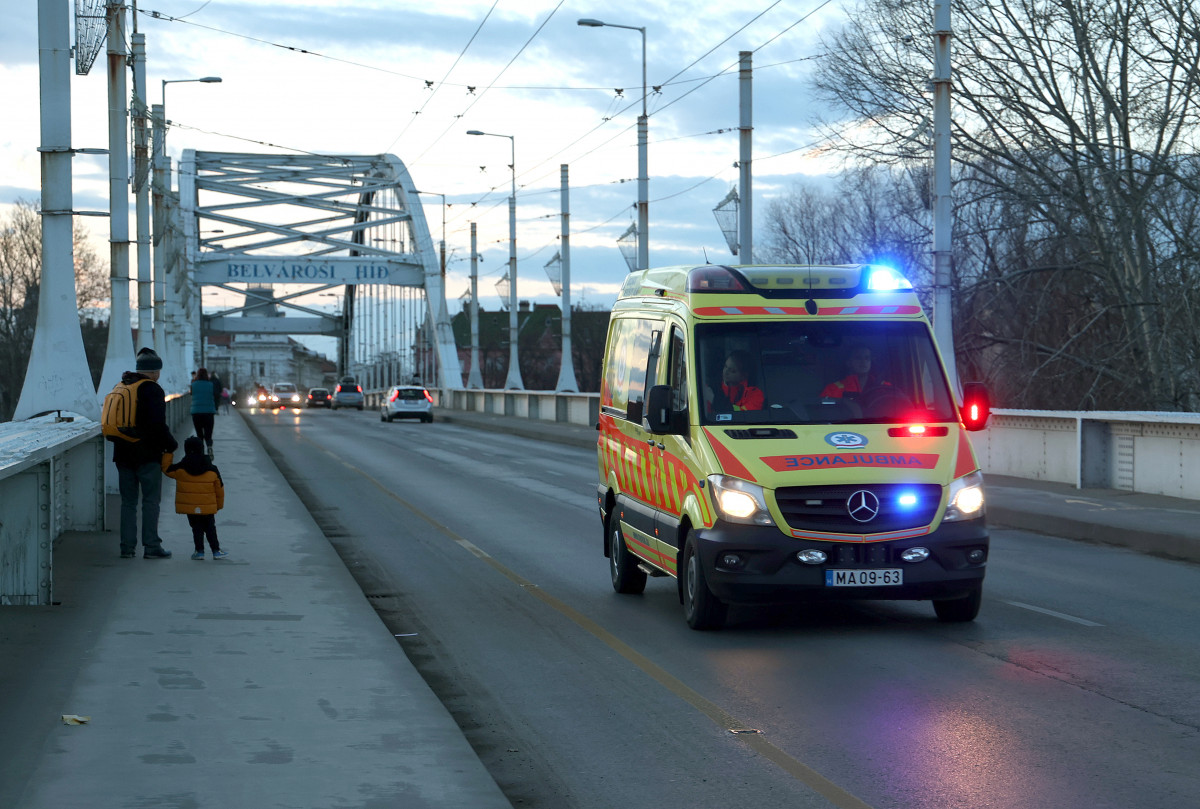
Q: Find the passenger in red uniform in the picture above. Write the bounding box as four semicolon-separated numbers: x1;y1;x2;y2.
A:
822;345;890;399
706;349;764;413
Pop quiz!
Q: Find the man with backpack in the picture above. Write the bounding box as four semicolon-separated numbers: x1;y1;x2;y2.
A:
111;347;179;559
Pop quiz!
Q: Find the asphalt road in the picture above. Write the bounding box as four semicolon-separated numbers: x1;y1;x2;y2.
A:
247;406;1200;809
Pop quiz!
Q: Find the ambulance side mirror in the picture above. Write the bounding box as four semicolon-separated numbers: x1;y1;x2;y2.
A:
960;382;991;431
645;385;677;434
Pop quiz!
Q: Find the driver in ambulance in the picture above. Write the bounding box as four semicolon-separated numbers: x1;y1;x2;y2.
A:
822;345;891;399
705;349;765;412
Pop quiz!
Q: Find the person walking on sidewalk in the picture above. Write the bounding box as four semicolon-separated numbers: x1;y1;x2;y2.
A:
209;372;224;414
162;436;228;560
114;347;178;559
190;368;217;457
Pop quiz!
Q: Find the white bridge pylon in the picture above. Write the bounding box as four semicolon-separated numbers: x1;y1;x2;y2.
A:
180;150;461;387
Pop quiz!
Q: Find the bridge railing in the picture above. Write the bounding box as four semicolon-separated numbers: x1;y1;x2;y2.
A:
973;409;1200;498
0;413;104;605
365;387;602;426
0;394;192;605
422;389;1200;501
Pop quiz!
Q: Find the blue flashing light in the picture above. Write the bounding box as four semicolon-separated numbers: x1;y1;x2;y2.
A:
866;265;913;291
896;492;919;509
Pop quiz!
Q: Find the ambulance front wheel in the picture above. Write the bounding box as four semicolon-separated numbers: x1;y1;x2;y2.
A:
608;517;647;594
683;532;727;630
933;585;982;622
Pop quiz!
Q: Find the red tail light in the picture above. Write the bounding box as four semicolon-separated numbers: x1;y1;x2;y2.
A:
423;389;433;403
356;385;363;393
960;382;991;431
887;425;950;438
389;389;399;402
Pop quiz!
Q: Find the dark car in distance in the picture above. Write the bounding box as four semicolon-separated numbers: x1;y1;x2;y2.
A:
306;387;332;408
332;381;364;410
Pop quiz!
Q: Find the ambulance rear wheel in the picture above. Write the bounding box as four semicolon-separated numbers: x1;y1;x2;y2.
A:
933;585;982;622
609;517;647;594
683;532;726;630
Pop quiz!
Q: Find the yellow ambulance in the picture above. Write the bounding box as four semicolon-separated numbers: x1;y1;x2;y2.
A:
596;264;991;629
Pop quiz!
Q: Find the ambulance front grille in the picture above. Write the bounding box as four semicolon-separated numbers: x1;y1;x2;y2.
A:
774;483;942;535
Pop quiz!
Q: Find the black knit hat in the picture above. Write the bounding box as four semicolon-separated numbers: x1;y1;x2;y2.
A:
135;347;163;371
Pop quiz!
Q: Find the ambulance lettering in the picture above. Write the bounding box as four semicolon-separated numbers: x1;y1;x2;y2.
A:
762;453;939;471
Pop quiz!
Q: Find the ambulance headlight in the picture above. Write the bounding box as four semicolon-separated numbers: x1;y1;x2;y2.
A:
708;475;774;526
943;471;985;522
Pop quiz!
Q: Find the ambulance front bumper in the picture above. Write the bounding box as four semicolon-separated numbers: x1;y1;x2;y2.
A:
692;518;988;605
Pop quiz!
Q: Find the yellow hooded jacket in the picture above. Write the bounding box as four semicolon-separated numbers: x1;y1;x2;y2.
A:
162;451;225;515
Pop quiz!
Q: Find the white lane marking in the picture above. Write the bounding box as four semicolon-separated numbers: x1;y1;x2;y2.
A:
1003;600;1104;626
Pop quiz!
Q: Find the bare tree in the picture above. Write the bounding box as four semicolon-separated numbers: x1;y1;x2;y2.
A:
760;165;936;306
0;200;109;420
809;0;1200;409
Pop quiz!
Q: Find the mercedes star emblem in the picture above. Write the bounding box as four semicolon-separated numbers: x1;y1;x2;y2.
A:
847;490;881;523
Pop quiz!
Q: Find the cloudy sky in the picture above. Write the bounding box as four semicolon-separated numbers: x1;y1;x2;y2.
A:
2;0;851;351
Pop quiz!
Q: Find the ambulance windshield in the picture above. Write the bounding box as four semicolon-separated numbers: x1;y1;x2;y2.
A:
696;321;957;426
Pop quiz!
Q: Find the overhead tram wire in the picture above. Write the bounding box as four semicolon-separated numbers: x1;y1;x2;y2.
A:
147;2;835;257
649;0;837;119
405;0;567;169
165;119;352;159
139;5;645;93
141;0;826;184
138;7;431;83
502;0;832;199
653;0;787;89
381;0;499;154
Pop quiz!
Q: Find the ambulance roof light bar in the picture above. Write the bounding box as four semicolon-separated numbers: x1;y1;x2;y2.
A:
865;265;913;291
687;265;913;295
688;266;749;292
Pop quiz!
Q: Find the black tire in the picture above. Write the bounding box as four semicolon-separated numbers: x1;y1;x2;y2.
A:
357;405;363;411
933;586;982;622
608;516;647;594
425;414;434;423
682;532;726;630
379;411;386;422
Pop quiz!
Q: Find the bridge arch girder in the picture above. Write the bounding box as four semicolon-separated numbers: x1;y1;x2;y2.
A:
179;150;461;388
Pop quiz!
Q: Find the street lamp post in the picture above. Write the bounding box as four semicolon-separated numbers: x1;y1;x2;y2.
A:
415;190;447;274
153;75;221;391
160;76;221;150
578;17;648;271
467;129;524;389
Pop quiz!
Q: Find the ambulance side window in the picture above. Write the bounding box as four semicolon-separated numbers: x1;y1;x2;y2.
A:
601;317;660;424
668;328;689;414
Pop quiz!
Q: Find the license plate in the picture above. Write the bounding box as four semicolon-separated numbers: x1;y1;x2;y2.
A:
825;569;903;587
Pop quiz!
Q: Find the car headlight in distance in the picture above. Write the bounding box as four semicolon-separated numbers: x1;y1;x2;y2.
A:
708;475;774;526
943;470;985;522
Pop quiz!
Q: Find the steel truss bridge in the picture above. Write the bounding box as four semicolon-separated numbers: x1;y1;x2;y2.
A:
180;150;461;388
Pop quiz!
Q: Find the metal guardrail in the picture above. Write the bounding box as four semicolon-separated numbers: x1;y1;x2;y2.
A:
976;409;1200;499
365;387;601;427
0;394;192;606
424;391;1200;501
0;413;104;605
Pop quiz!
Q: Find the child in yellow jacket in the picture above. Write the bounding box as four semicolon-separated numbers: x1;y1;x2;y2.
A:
162;436;227;560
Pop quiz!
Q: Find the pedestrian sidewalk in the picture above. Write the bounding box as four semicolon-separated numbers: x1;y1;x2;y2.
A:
439;409;1200;564
0;410;512;809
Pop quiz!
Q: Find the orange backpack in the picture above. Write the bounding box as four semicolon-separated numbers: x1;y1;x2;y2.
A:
101;379;149;442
